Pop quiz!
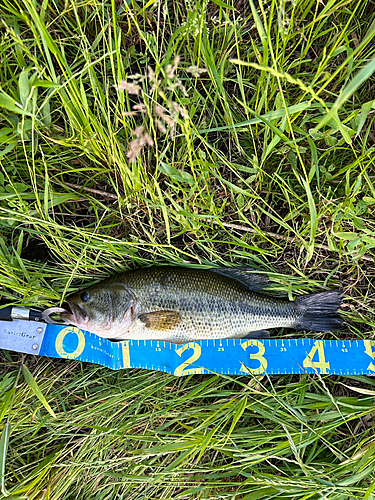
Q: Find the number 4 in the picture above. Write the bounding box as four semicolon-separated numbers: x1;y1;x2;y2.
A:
303;340;330;374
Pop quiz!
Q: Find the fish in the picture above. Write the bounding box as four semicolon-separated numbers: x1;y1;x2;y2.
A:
42;266;343;343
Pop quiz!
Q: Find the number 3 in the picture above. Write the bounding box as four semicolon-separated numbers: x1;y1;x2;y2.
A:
240;340;268;374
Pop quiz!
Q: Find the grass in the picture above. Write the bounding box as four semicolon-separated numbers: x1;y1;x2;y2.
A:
0;0;375;497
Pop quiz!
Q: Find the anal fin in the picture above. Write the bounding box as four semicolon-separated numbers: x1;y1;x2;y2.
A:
243;330;270;339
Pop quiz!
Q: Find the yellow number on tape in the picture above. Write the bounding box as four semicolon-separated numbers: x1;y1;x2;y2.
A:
174;342;204;376
55;327;85;359
303;340;330;374
240;340;268;375
364;341;375;372
120;341;131;368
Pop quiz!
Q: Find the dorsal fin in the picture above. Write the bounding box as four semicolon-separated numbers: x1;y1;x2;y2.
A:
209;267;270;291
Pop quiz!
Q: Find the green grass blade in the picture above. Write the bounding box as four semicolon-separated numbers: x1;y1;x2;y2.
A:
312;56;375;136
21;365;56;419
0;423;10;497
0;91;32;116
0;0;374;497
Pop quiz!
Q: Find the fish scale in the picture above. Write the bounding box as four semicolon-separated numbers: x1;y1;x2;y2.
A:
43;267;343;342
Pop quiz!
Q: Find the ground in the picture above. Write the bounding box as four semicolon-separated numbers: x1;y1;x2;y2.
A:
0;0;375;498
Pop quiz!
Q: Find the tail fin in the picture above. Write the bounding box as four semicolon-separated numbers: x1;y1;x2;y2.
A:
296;290;343;332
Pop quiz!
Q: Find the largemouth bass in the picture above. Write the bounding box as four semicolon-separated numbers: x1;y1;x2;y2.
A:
43;267;343;343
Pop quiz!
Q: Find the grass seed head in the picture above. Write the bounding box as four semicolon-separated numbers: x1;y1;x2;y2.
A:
115;81;142;95
126;126;153;162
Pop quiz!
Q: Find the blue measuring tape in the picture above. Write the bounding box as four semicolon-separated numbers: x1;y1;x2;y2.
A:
35;324;375;376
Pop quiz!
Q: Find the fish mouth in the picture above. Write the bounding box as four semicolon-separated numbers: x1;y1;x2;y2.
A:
63;300;89;328
42;301;89;328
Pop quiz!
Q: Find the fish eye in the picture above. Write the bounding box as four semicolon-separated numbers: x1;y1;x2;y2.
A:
80;291;90;302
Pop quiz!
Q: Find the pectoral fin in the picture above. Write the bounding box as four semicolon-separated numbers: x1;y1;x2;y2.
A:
243;330;270;339
138;311;181;331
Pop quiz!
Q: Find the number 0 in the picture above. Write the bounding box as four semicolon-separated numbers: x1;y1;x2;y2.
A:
55;327;85;359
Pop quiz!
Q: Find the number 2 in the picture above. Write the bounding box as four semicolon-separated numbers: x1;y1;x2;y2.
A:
174;342;204;376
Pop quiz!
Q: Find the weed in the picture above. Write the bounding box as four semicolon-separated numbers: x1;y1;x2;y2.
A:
0;0;374;498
